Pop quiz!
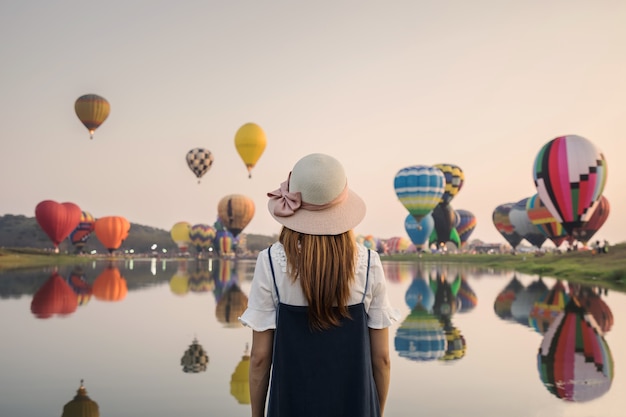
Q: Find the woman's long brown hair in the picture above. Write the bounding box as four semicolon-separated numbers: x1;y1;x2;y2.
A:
279;226;357;331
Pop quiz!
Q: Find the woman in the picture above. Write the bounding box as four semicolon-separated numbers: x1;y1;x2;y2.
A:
240;153;399;417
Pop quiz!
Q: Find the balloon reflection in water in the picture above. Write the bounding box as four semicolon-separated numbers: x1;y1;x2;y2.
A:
31;272;79;319
169;263;190;296
215;260;248;327
494;276;525;320
404;275;434;311
181;338;209;373
189;264;215;293
395;305;446;362
510;278;549;326
230;344;251;404
67;266;93;306
382;261;415;284
538;298;614;402
456;276;477;313
528;280;570;334
570;284;614;333
430;272;466;361
92;266;128;302
61;380;100;417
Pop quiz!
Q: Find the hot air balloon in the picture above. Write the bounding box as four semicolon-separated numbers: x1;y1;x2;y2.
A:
186;148;214;183
215;229;235;256
170;221;192;253
433;163;465;205
217;194;255;238
569;195;610;245
429;203;461;249
69;211;96;253
526;194;568;248
570;284;614;333
181;338;209;373
533;135;608;234
538;298;614;402
394;165;445;222
35;200;82;252
509;197;547;248
75;94;110;139
30;272;79;319
94;216;129;254
404;213;434;250
92;266;128;302
234;122;267;178
384;236;411;254
189;223;216;253
494;275;525;321
493;203;523;249
455;209;477;247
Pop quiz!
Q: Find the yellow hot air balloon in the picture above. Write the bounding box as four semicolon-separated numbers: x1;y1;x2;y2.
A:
234;122;266;178
217;194;255;237
170;221;192;252
75;94;110;139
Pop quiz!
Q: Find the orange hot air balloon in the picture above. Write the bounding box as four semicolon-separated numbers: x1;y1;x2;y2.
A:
75;94;110;139
217;194;255;237
234;122;267;178
93;266;128;302
35;200;82;252
94;216;130;253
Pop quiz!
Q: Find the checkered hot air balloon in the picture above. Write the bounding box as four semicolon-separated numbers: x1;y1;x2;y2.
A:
186;148;214;183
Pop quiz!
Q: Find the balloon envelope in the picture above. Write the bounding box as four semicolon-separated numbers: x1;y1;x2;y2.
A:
455;209;477;246
94;216;129;253
394;165;445;222
234;122;267;178
217;194;255;237
526;194;568;247
570;195;610;245
35;200;82;249
75;94;110;139
493;203;523;249
533;135;608;234
404;213;434;248
509;197;547;248
170;222;192;251
189;224;216;252
433;163;464;205
186;148;214;182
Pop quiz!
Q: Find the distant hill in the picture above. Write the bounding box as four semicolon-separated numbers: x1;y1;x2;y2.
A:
0;214;276;254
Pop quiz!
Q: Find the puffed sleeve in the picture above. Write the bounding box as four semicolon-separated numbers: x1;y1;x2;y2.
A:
239;249;278;331
366;251;401;329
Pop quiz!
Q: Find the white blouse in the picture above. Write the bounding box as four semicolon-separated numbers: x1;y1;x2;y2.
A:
239;242;400;332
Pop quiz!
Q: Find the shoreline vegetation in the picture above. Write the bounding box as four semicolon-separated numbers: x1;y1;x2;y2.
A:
1;243;625;293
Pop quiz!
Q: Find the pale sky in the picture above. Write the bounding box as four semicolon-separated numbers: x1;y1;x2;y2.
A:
1;0;625;246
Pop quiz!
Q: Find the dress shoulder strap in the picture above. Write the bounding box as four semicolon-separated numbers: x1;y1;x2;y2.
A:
361;249;372;304
267;244;280;302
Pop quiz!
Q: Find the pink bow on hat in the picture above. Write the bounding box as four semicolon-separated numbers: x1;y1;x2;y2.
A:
267;173;302;217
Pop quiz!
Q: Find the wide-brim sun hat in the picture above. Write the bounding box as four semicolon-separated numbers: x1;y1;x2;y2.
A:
267;153;366;235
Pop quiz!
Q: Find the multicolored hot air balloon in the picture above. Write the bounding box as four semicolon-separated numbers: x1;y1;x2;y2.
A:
186;148;214;183
69;211;96;253
94;216;130;253
404;213;434;250
75;94;110;139
394;165;445;222
537;298;614;402
494;275;525;321
526;194;568;248
528;280;570;334
493;203;523;249
394;305;446;362
234;122;267;178
509;197;547;248
433;163;464;205
35;200;82;252
217;194;255;238
189;223;216;253
570;195;610;245
455;209;477;247
170;221;192;253
533;135;608;234
181;338;209;373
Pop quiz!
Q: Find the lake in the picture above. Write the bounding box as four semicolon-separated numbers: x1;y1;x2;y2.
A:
0;257;623;417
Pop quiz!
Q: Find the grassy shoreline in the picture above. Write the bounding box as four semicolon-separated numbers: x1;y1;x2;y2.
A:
2;244;625;292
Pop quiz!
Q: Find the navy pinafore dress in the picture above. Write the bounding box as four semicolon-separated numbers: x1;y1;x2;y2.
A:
266;245;381;417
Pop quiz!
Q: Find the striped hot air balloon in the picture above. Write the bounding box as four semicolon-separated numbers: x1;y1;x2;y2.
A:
75;94;110;139
394;165;445;222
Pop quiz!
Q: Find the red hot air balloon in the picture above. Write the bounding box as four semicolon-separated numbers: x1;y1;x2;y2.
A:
94;216;130;254
533;135;608;234
35;200;82;252
570;195;610;245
